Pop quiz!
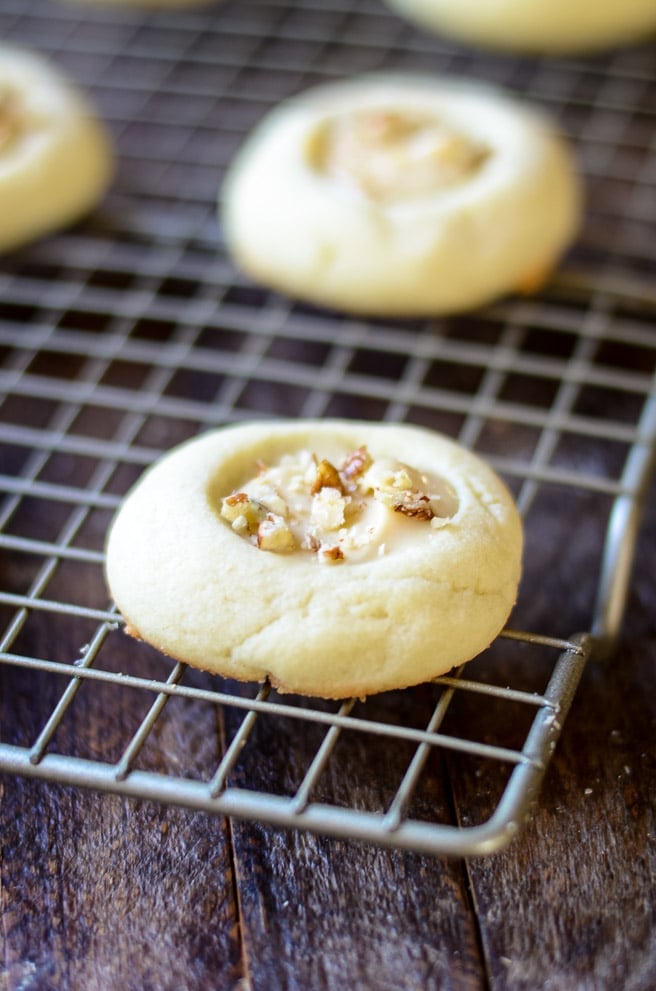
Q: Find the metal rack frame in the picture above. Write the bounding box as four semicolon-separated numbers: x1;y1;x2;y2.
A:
1;0;655;857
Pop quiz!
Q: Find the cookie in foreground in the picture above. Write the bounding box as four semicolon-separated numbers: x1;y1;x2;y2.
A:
0;45;113;254
105;420;523;699
221;73;581;317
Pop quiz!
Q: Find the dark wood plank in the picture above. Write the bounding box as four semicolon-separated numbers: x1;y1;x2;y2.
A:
0;617;242;991
224;688;486;991
1;781;242;991
233;823;483;991
458;637;656;991
453;484;656;991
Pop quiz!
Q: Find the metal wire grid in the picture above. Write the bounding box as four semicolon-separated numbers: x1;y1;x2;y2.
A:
0;0;655;856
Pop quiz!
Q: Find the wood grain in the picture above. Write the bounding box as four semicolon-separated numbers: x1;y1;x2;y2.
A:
455;484;656;991
223;688;484;991
1;781;242;991
233;824;482;991
459;639;656;991
0;622;242;991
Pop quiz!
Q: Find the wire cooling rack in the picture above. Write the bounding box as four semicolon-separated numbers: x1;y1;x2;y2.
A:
1;0;656;857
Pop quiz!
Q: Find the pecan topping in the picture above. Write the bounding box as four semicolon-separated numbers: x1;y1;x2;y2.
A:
392;492;435;520
315;109;490;203
220;444;456;561
311;458;345;496
320;545;345;563
340;446;372;487
220;491;268;535
257;514;297;552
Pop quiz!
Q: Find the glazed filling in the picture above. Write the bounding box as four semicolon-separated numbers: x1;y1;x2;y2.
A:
311;109;489;202
220;446;459;564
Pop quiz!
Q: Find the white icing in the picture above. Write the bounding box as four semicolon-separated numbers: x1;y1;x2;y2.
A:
312;108;488;202
220;446;459;563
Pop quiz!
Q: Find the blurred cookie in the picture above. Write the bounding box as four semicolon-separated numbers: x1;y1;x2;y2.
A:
384;0;656;54
105;420;523;699
0;45;113;254
221;74;581;317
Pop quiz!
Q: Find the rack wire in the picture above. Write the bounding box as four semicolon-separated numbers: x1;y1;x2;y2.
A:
1;0;656;856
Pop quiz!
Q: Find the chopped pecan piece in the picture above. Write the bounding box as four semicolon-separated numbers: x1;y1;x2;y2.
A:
311;458;345;495
224;492;249;507
319;544;345;563
310;485;347;531
340;445;372;486
257;514;297;552
392;491;435;520
220;492;267;534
